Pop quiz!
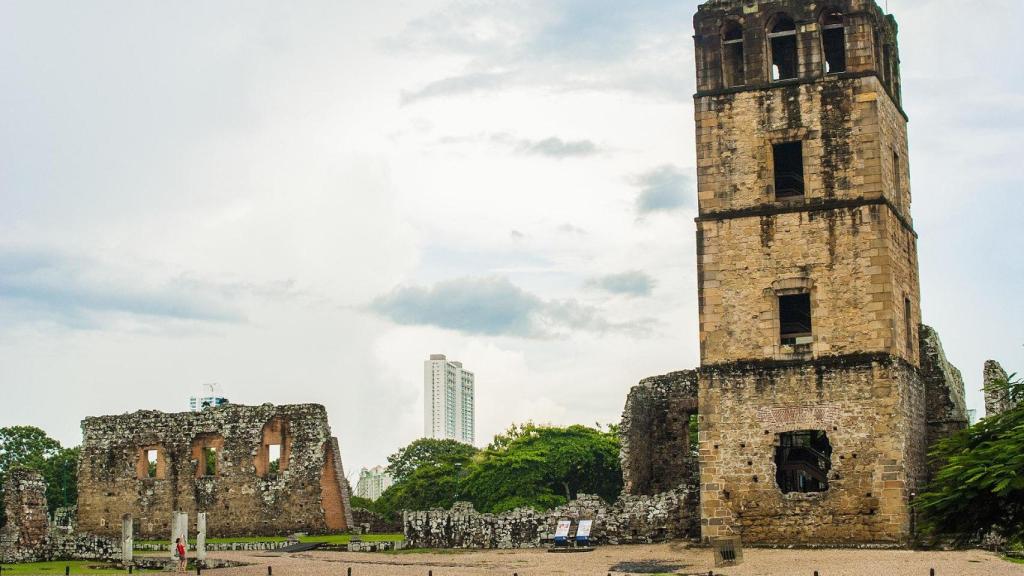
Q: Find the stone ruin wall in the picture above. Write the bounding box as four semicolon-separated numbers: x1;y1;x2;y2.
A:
919;325;969;461
984;360;1017;418
403;490;695;549
0;470;119;563
77;403;353;539
350;507;402;535
0;469;51;562
615;327;966;547
619;370;699;498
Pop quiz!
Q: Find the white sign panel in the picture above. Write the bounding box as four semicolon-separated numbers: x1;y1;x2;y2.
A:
554;520;571;538
576;519;593;538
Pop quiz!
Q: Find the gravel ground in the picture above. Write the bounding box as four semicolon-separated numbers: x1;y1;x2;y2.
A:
204;543;1023;576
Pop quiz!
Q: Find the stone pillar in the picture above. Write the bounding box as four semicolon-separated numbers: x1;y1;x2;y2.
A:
121;513;133;564
170;512;188;559
196;512;207;562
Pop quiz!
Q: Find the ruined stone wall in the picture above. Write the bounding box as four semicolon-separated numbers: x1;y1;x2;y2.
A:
0;469;50;563
350;508;402;535
918;326;968;465
77;403;352;539
403;490;696;549
620;371;698;496
984;360;1017;417
0;471;120;563
697;356;925;545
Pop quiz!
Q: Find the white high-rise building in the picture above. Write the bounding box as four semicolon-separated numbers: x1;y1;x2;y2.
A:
355;466;393;501
424;354;475;444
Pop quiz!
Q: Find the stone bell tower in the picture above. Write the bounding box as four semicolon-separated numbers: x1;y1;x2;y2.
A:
692;0;926;544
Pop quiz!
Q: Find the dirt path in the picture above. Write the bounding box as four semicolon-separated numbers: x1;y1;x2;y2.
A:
204;543;1023;576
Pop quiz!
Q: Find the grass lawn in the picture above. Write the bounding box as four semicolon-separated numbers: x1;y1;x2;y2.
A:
134;532;404;548
300;533;404;544
0;560;158;574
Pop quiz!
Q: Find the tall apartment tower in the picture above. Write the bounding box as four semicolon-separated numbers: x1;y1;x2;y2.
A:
355;465;393;501
692;0;926;544
424;354;475;444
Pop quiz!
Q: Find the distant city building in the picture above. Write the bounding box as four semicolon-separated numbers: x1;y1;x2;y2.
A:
355;466;393;501
423;354;475;444
189;383;229;412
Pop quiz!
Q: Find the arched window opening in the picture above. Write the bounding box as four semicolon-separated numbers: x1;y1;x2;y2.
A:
775;430;832;494
821;12;846;74
722;21;745;87
768;15;798;81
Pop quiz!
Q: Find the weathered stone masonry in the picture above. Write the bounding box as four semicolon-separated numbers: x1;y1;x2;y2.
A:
620;370;699;498
684;0;967;545
77;403;353;539
403;490;696;549
0;469;50;562
0;470;119;563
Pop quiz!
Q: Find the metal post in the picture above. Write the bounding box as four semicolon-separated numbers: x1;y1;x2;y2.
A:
268;566;272;576
65;567;70;576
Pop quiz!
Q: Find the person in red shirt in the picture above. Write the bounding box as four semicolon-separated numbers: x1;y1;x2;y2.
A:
175;536;187;572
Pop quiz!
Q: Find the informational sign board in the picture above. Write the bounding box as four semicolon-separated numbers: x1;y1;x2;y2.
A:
554;520;571;539
576;519;593;538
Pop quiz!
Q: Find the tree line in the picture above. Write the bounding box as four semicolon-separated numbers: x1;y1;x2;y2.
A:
352;423;622;520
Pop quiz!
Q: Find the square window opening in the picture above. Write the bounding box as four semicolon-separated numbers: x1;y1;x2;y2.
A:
146;449;158;478
779;293;812;345
202;447;217;477
773;141;805;198
775;430;831;493
268;444;282;475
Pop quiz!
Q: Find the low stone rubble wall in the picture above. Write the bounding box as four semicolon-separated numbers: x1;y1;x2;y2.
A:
134;540;293;552
403;490;696;549
351;507;402;534
346;540;406;552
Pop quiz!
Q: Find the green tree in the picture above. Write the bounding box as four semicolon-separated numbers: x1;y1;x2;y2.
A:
385;438;479;483
918;374;1024;542
464;423;622;513
0;426;77;526
349;495;376;511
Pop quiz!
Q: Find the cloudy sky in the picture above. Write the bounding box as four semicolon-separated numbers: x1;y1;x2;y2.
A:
1;0;1021;479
